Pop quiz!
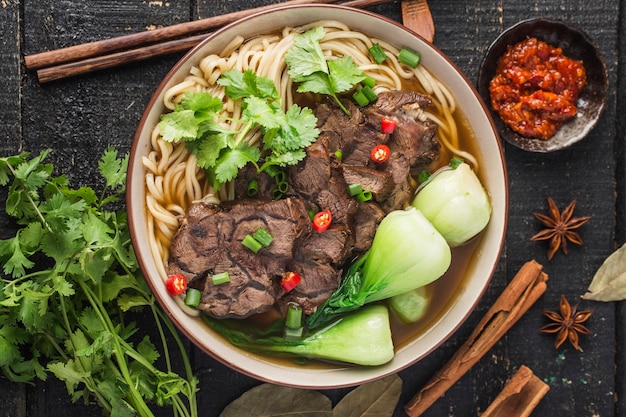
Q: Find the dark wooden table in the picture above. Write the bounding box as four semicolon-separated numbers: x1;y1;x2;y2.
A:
1;1;624;416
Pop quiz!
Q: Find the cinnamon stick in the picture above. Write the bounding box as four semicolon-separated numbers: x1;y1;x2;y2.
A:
24;0;394;72
481;365;550;417
404;260;548;417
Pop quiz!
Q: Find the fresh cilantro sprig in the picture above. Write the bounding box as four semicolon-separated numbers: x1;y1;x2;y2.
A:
158;69;319;190
284;26;366;115
0;149;198;417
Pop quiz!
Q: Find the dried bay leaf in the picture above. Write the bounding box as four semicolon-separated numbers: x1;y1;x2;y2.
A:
219;383;332;417
583;242;626;301
332;374;402;417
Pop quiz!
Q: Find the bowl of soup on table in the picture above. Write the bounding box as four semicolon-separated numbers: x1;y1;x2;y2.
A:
127;4;508;388
477;17;608;153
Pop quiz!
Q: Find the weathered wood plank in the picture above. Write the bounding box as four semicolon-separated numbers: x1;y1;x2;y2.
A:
1;0;621;416
0;1;27;416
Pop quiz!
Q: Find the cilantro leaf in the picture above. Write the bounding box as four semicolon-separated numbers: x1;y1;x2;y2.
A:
218;68;278;100
158;91;224;143
285;26;366;115
0;235;35;278
284;26;328;77
214;143;262;185
99;147;128;191
328;56;366;93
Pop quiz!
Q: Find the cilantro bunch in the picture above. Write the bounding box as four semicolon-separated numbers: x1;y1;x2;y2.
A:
285;26;366;115
158;69;319;190
0;149;198;417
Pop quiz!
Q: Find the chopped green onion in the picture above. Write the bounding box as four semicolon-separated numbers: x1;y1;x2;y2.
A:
273;170;287;184
417;170;431;184
334;150;343;161
242;234;263;253
276;180;289;193
398;47;421;68
449;156;464;169
284;302;303;340
369;42;388;64
184;288;202;307
353;89;370;107
362;76;376;88
272;188;284;200
253;227;274;247
265;165;281;178
356;190;373;202
211;271;231;285
246;178;259;197
284;326;303;340
362;86;378;102
348;183;363;196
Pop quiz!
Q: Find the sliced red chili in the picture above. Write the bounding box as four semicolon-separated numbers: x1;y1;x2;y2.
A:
381;117;397;134
281;271;302;292
370;144;391;164
313;209;332;233
165;274;187;296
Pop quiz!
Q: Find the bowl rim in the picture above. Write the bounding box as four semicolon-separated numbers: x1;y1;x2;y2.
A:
477;17;609;153
127;3;509;388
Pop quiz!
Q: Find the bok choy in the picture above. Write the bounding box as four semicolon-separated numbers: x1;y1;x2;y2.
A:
204;305;394;366
412;162;491;247
306;207;451;329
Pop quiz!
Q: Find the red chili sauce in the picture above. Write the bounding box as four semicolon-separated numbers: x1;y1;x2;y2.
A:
489;37;587;140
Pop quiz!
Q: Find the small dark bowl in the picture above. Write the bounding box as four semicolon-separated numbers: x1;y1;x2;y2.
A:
477;18;608;152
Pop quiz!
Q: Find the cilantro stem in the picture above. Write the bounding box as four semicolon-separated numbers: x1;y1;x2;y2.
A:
4;161;53;233
57;294;114;413
77;279;155;417
333;96;351;116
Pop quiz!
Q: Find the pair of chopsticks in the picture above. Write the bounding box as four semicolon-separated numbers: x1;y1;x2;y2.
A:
24;0;396;83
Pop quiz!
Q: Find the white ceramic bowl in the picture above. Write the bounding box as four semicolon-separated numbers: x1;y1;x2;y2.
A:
127;4;508;388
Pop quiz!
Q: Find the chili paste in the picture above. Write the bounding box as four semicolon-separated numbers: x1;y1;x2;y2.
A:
489;37;587;140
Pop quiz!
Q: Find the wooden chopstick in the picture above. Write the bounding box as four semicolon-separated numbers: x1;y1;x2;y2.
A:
25;0;335;71
26;0;396;83
36;34;210;83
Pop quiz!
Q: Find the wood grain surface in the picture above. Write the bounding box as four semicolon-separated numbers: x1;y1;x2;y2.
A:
1;1;623;416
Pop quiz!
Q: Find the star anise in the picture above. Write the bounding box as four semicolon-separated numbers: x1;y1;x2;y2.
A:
530;197;591;260
540;295;592;352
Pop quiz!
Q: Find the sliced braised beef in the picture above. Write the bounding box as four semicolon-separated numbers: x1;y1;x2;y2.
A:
167;89;441;322
287;140;358;225
363;90;440;169
278;262;341;315
167;198;311;319
351;202;386;252
315;99;388;167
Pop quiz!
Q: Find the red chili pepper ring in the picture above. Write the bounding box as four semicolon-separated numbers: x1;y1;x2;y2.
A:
370;144;391;164
165;274;187;296
312;209;332;233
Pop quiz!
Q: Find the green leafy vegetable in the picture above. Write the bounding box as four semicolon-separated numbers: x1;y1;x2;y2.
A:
158;69;319;190
0;149;198;417
205;305;394;366
285;26;366;115
388;286;431;324
306;207;451;329
412;162;491;247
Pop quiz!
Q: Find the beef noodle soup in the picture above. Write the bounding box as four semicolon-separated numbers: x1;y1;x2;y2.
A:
142;20;484;363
